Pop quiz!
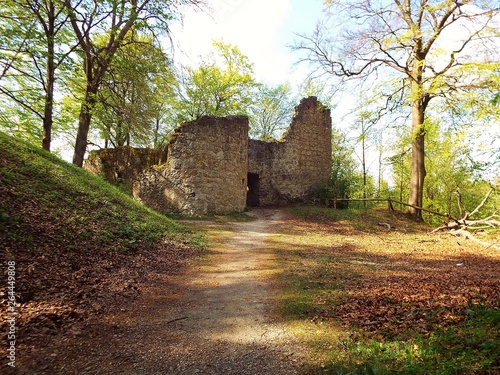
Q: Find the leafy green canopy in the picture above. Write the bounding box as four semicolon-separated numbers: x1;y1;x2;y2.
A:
0;0;76;148
249;83;295;141
92;32;176;148
173;40;260;122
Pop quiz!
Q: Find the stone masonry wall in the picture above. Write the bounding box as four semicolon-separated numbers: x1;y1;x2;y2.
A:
84;97;331;215
133;116;248;215
84;146;166;186
248;97;332;205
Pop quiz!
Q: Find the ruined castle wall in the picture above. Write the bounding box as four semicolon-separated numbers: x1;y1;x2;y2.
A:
85;97;331;215
248;97;332;205
84;146;166;186
133;116;248;216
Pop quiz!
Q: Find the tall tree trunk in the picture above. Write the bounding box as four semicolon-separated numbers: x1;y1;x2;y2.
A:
73;86;97;166
42;0;55;151
408;81;429;221
42;58;54;151
153;119;160;148
408;118;426;221
377;144;382;198
361;129;367;208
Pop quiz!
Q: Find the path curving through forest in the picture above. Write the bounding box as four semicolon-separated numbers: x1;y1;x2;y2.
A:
161;208;301;374
32;208;302;374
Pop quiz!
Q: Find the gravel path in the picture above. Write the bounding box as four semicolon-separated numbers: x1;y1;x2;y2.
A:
30;208;303;374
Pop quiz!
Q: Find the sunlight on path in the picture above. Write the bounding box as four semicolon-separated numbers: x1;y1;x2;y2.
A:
39;208;302;374
160;208;301;374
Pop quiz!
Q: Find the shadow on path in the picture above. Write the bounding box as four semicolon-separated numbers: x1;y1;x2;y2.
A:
25;208;302;374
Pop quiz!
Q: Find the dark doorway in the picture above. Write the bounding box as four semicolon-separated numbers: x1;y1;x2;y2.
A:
246;173;260;207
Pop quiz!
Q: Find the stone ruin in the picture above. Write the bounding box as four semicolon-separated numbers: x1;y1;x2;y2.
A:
84;146;167;186
85;97;332;215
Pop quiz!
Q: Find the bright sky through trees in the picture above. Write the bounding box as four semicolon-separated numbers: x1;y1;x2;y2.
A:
170;0;325;85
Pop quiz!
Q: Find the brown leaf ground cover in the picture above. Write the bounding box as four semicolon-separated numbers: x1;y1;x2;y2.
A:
272;206;499;374
0;133;204;372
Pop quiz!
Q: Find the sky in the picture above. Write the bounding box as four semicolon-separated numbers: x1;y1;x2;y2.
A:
170;0;326;85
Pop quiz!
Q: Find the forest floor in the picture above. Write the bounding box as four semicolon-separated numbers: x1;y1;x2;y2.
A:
18;208;304;374
4;202;499;374
274;205;499;374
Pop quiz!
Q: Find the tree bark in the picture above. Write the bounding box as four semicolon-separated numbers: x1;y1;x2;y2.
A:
408;60;429;221
42;84;54;151
73;86;97;167
42;68;54;151
361;127;367;207
408;114;426;220
42;0;56;151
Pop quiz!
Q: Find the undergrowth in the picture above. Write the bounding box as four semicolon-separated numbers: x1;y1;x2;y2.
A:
0;131;206;357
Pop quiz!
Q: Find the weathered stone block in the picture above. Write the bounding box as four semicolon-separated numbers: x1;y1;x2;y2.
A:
84;146;166;187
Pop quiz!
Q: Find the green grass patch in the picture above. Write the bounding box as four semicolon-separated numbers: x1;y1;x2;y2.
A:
0;131;204;254
297;305;499;375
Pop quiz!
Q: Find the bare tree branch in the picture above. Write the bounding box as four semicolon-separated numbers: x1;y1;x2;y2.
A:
467;187;495;219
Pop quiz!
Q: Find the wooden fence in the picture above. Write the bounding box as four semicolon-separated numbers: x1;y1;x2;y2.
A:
328;198;451;219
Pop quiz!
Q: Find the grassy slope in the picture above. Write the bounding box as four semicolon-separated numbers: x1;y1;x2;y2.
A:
0;132;203;343
274;206;499;375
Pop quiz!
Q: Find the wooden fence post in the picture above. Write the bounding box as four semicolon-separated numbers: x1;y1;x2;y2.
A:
387;198;394;212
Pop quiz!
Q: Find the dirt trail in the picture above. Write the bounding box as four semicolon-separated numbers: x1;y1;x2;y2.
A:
31;208;302;374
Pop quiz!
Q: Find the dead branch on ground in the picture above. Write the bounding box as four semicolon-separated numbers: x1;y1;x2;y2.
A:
430;187;499;249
